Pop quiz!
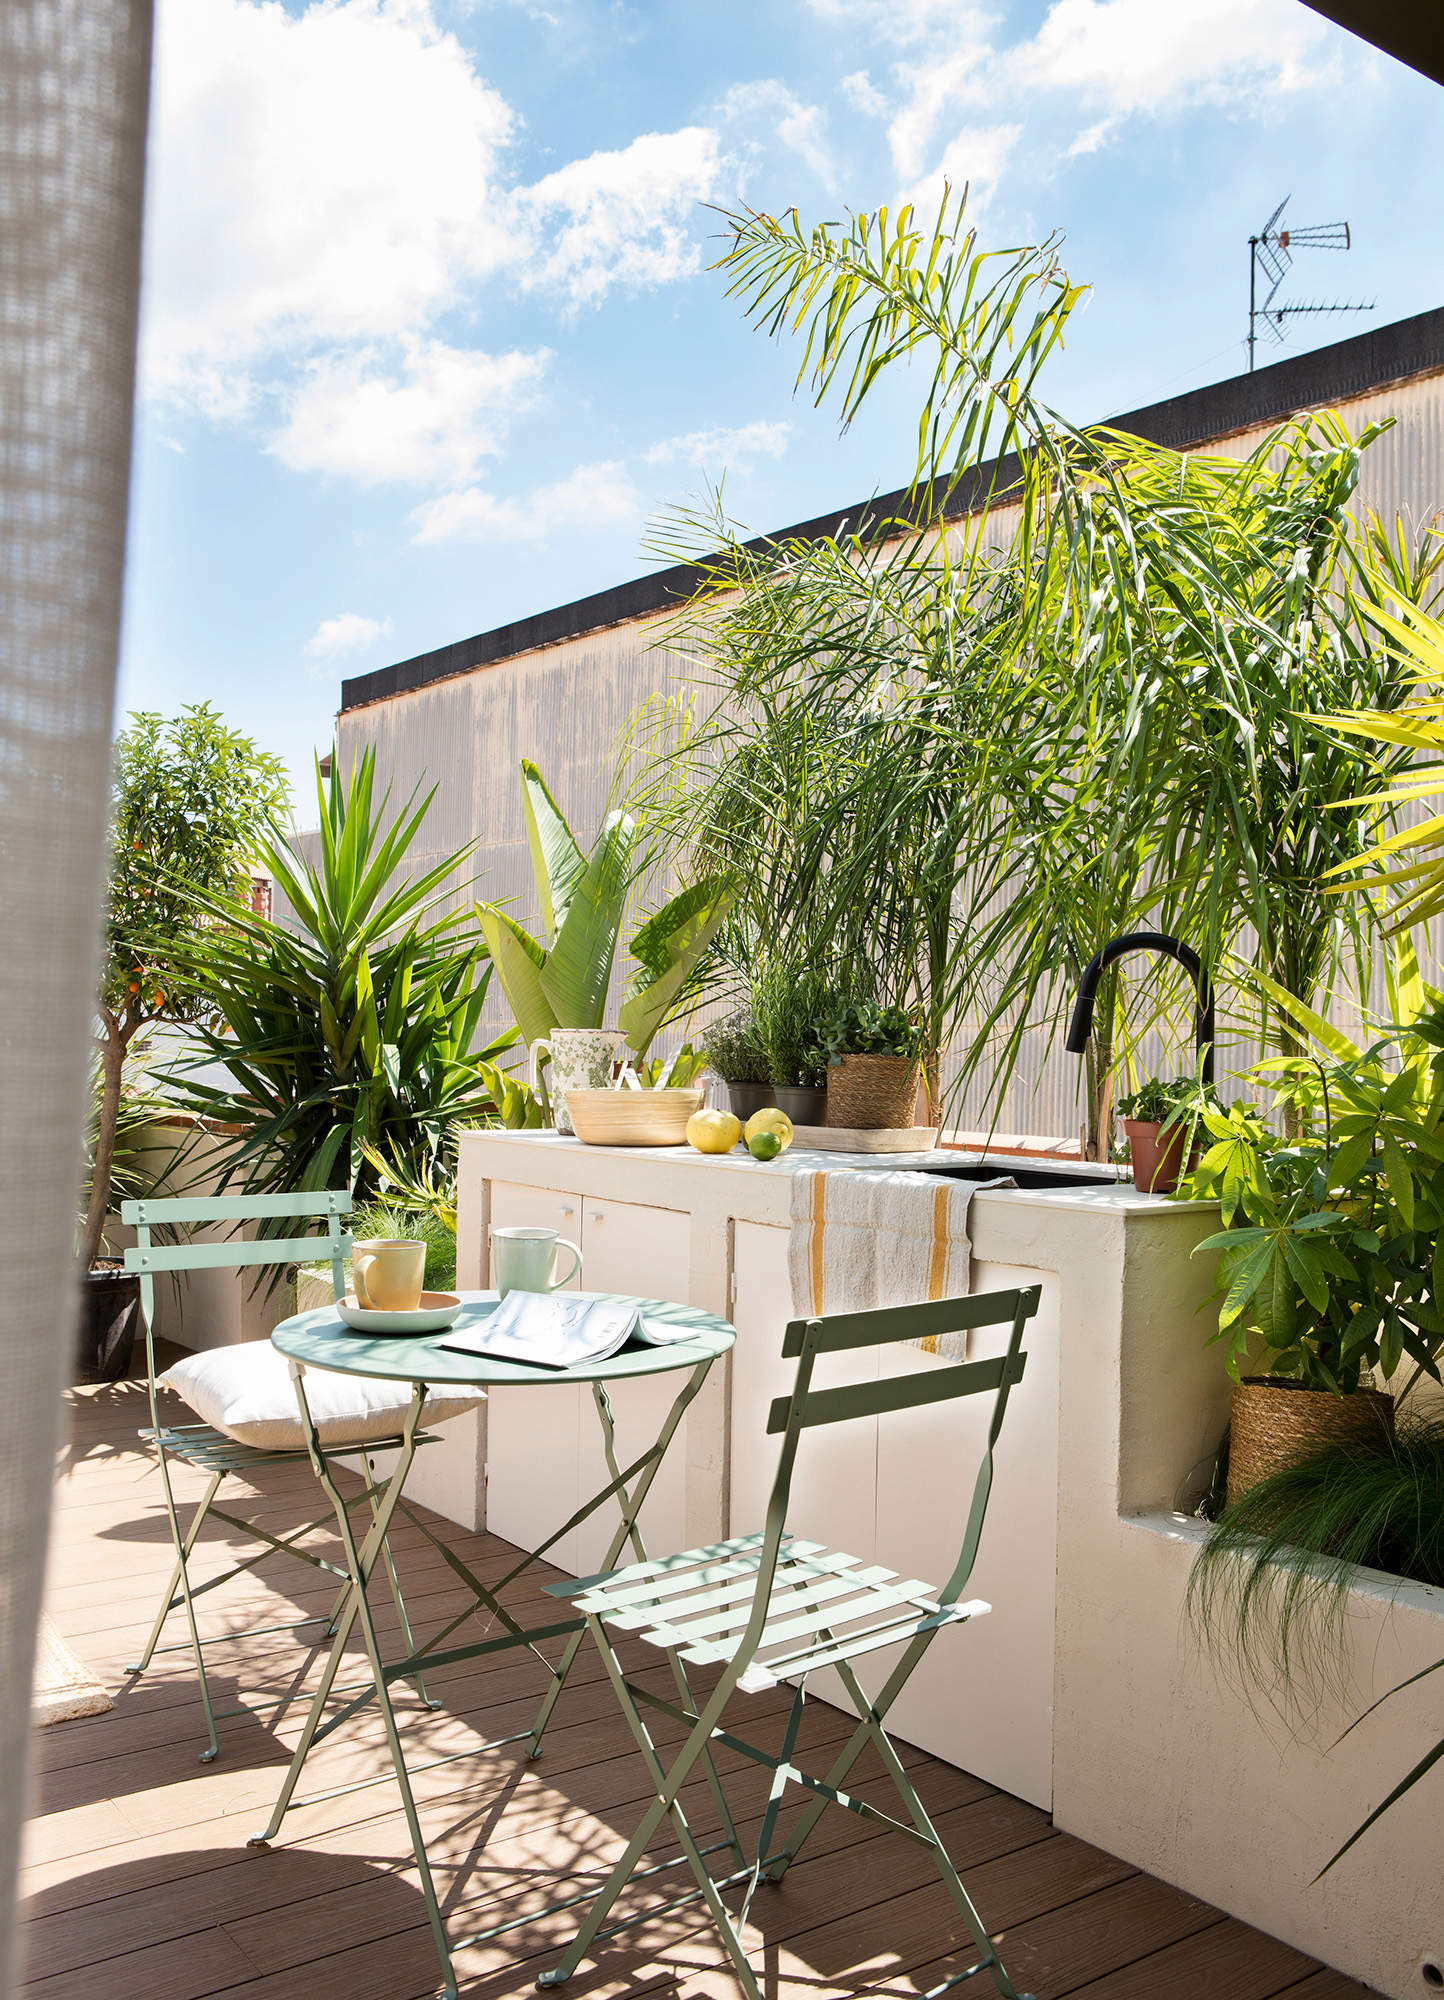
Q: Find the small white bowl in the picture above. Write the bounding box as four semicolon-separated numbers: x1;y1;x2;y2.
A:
335;1291;463;1335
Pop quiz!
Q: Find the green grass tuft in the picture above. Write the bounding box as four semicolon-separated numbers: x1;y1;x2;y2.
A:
1187;1414;1444;1705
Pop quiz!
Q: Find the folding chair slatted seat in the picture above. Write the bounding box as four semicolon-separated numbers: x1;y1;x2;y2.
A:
536;1281;1042;2000
121;1189;475;1762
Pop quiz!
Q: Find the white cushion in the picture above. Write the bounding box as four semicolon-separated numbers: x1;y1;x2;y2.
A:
160;1342;484;1450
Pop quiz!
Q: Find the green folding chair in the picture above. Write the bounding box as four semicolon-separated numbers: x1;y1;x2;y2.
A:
536;1282;1041;2000
122;1189;446;1764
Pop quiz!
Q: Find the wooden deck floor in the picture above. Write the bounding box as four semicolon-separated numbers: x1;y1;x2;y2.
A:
24;1358;1377;2000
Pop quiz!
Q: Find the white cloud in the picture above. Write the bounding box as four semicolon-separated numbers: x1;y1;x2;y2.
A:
144;0;517;414
808;0;997;46
897;123;1022;221
722;81;835;191
515;128;722;309
306;612;393;659
817;0;1333;192
271;338;549;486
1005;0;1331;118
839;69;889;119
645;420;793;471
886;43;994;182
409;459;641;544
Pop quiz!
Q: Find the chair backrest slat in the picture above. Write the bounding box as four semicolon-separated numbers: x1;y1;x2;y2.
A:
767;1350;1026;1435
781;1286;1032;1358
121;1190;351;1225
125;1233;353;1275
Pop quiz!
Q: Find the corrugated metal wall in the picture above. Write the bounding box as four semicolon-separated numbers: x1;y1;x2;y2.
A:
330;369;1444;1142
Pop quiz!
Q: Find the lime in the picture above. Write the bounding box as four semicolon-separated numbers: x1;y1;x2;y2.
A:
748;1129;783;1162
744;1107;795;1152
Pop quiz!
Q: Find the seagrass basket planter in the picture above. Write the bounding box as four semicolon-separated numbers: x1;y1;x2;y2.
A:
824;1054;921;1131
1226;1377;1395;1509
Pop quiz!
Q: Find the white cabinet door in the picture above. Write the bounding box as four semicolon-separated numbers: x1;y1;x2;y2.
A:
572;1197;693;1573
481;1182;584;1562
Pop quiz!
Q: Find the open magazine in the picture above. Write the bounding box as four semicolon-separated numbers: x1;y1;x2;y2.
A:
433;1292;687;1371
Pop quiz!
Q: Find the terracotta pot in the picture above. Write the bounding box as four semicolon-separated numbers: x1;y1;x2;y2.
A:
1123;1117;1197;1195
78;1261;140;1384
1226;1377;1395;1509
774;1085;825;1126
727;1082;776;1121
825;1054;921;1131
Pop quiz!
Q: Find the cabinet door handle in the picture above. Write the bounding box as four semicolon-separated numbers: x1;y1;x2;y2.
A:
559;1204;576;1216
588;1210;604;1223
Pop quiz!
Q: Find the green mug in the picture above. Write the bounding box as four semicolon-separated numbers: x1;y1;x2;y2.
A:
491;1225;583;1298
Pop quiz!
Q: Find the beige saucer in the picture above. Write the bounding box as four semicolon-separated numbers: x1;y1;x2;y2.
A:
335;1291;464;1335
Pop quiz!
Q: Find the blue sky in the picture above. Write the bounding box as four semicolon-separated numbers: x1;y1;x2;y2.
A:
118;0;1444;804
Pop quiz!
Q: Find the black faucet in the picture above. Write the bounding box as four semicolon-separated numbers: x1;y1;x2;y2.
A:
1063;931;1215;1086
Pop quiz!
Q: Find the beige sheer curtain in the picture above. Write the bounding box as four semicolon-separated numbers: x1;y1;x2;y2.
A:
0;1;152;1989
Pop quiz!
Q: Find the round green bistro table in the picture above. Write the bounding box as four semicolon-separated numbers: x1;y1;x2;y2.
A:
254;1289;736;2000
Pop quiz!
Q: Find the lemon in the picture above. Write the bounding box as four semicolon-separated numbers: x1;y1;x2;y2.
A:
748;1129;783;1161
744;1107;794;1153
686;1108;742;1155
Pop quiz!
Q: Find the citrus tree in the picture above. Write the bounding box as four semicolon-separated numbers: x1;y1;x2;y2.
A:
83;705;288;1267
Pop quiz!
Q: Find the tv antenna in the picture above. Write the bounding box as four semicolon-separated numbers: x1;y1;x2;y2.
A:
1247;196;1373;371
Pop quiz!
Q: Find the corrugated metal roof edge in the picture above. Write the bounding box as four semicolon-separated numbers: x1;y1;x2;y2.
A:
341;302;1444;714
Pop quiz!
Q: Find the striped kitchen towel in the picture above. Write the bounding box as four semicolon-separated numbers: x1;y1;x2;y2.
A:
787;1167;1010;1359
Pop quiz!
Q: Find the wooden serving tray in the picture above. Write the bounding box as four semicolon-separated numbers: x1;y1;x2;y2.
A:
791;1125;941;1154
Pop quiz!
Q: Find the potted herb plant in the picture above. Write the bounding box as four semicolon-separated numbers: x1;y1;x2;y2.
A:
1182;985;1444;1508
816;997;924;1131
751;959;829;1126
701;1011;774;1120
1115;1076;1204;1194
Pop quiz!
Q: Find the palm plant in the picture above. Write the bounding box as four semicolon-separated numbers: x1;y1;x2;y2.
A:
662;195;1437;1155
174;752;518;1203
475;760;735;1058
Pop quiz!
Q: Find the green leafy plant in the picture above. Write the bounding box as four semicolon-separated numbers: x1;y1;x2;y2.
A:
475;761;735;1059
85;705;288;1264
816;998;923;1065
701;1010;770;1086
175;751;518;1206
629;1044;708;1088
1182;955;1444;1396
1116;1078;1197;1124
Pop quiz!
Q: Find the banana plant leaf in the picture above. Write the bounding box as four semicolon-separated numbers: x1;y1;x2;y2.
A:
619;875;737;1056
536;811;636;1028
476;903;557;1046
521;759;588;940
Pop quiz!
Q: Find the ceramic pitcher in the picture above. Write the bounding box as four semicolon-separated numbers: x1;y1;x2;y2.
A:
529;1027;628;1134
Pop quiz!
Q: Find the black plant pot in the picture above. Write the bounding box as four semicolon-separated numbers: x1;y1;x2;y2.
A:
78;1261;142;1384
774;1086;826;1127
727;1082;776;1121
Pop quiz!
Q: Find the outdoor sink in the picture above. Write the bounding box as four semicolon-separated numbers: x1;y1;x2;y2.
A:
916;1156;1124;1193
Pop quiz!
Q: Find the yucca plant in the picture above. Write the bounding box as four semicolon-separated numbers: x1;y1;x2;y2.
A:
475;760;734;1058
175;751;520;1203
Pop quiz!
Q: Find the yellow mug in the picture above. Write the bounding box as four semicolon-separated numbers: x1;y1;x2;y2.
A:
352;1238;426;1314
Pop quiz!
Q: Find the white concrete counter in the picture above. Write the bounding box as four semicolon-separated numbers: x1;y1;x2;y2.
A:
450;1128;1444;1998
